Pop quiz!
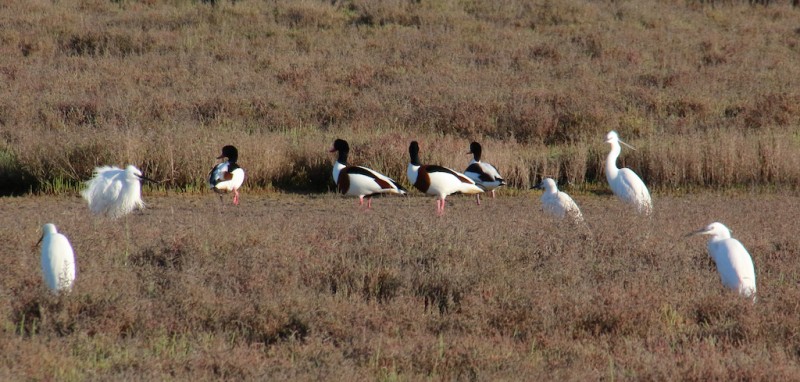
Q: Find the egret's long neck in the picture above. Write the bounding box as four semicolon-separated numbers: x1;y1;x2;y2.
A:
332;161;345;183
605;142;621;179
545;186;558;196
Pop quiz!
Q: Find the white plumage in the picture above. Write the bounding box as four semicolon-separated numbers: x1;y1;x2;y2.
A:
329;139;406;208
689;222;756;300
407;141;484;215
604;131;652;215
39;223;76;293
209;145;245;205
464;142;506;205
82;165;147;219
533;178;584;222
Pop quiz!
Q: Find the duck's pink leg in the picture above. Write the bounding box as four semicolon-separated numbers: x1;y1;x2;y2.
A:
367;197;373;209
475;194;481;205
491;190;496;198
233;189;240;205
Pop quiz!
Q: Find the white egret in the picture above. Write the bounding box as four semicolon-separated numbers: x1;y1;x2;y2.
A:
464;141;506;205
209;145;245;205
329;139;407;209
532;178;584;223
407;141;485;216
688;222;756;300
38;224;76;293
82;165;153;218
604;131;652;215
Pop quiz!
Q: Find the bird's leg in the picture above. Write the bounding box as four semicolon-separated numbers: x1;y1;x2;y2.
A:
233;189;240;205
436;199;445;216
367;197;372;209
358;196;364;207
475;194;481;206
491;190;496;198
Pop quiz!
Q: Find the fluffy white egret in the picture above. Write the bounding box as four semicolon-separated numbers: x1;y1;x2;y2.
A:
38;224;76;293
407;141;485;216
464;141;506;205
329;139;407;209
532;178;584;223
82;165;153;219
604;131;652;215
209;145;245;205
688;222;756;300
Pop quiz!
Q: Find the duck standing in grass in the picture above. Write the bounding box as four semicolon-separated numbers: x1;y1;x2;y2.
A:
329;139;407;209
407;141;485;216
209;145;245;205
532;178;584;223
464;141;506;205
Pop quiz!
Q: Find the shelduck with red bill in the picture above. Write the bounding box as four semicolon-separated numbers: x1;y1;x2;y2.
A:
329;139;407;209
407;141;485;216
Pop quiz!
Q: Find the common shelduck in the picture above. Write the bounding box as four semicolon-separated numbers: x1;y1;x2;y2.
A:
464;141;506;205
605;131;652;215
38;223;76;293
688;222;756;300
82;165;152;218
407;141;485;216
329;139;407;208
209;145;245;205
532;178;584;223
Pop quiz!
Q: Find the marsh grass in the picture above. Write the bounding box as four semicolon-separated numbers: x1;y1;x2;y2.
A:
1;1;800;195
2;193;800;379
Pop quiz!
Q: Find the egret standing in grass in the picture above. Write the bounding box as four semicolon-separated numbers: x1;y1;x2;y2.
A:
604;131;652;215
209;145;245;205
82;165;153;219
464;141;506;205
532;178;584;223
688;222;756;300
407;141;485;216
329;139;407;209
38;224;76;293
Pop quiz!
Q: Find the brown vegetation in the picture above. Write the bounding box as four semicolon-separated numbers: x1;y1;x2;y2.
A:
2;193;800;379
1;1;799;194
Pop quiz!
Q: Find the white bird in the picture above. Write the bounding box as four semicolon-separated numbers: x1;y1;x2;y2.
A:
82;165;152;219
407;141;485;216
329;139;407;209
38;224;76;293
464;141;506;205
604;131;652;215
532;178;584;223
688;222;756;300
209;145;245;205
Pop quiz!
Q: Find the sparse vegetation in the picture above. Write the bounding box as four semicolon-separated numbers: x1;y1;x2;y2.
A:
2;194;800;379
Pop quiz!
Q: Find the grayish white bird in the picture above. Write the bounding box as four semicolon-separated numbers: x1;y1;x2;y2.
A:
82;165;152;218
38;224;76;293
605;131;652;215
688;222;756;300
533;178;584;223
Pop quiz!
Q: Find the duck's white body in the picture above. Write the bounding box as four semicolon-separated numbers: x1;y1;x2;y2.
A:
209;145;245;205
407;141;484;215
691;222;756;300
82;165;146;219
40;224;76;293
329;139;406;208
464;142;505;204
605;131;652;215
535;178;583;222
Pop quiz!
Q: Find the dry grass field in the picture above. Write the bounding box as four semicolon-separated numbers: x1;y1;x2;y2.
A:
3;0;800;380
1;0;800;193
2;192;800;380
